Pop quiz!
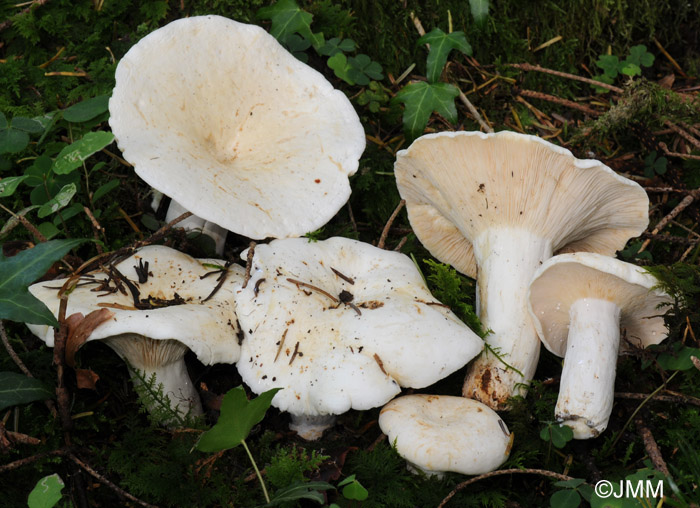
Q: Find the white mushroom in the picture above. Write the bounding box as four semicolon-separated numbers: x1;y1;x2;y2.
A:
394;130;649;409
109;15;366;241
528;252;671;438
27;245;244;421
378;394;512;477
233;237;484;439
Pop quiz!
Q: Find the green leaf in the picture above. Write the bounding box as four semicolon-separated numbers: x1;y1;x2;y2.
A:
92;179;120;203
0;371;53;412
349;54;383;81
393;81;459;139
257;0;322;49
37;183;77;218
266;481;334;506
0;175;29;197
340;475;369;501
195;386;282;452
27;473;65;508
658;346;700;371
620;62;641;76
418;28;472;83
12;117;44;134
327;52;354;84
627;45;655;67
0;238;86;326
318;37;355;56
540;423;574;448
0;128;30;154
469;0;490;24
62;95;110;123
554;479;586;489
0;112;7;130
53;131;114;175
596;54;620;78
550;489;581;508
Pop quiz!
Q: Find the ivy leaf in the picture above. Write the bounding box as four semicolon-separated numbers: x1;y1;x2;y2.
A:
469;0;490;25
0;238;86;326
266;481;334;507
257;0;323;49
596;54;620;78
53;131;114;175
0;371;53;412
195;386;282;452
0;175;29;198
27;473;65;508
62;95;110;123
418;28;472;83
393;81;459;139
37;183;77;218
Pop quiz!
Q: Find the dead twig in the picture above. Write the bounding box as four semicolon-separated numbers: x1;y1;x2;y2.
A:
378;199;405;249
664;121;700;150
615;392;700;407
508;63;623;94
83;206;104;255
638;192;699;253
242;242;256;289
438;469;576;508
635;417;670;476
517;89;602;117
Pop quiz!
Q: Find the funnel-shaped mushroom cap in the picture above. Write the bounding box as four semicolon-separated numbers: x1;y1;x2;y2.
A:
26;246;244;418
233;237;483;418
109;15;366;240
28;245;243;364
529;252;672;357
394;131;649;277
379;395;512;476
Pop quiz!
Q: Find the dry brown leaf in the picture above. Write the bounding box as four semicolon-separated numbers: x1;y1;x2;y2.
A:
75;368;100;390
65;309;115;367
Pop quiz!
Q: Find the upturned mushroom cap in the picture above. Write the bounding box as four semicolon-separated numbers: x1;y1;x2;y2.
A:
109;15;366;240
528;252;671;357
233;237;483;421
27;245;244;417
394;131;649;276
378;394;512;476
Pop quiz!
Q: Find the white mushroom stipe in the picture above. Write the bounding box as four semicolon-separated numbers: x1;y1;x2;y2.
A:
165;199;228;255
379;395;512;477
394;130;649;409
289;414;337;441
26;245;244;424
556;299;620;439
528;252;672;439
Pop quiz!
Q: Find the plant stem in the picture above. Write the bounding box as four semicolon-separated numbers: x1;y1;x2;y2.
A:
241;438;269;504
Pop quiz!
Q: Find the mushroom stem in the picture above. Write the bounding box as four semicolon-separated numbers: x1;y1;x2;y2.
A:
165;200;228;255
289;414;336;441
556;298;621;439
105;334;203;423
463;228;552;409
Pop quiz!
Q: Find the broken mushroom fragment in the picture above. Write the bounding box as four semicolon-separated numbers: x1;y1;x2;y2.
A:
379;394;512;477
165;200;228;255
109;15;366;240
528;252;671;438
394;130;649;409
233;237;484;440
26;245;244;422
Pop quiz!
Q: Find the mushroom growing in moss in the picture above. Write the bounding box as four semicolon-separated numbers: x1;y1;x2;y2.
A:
528;252;672;438
233;237;484;439
27;245;244;422
394;130;649;409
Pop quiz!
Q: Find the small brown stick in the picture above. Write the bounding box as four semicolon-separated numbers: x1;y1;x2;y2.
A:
0;202;47;242
133;211;192;249
615;392;700;407
658;142;700;161
653;37;688;78
331;267;355;285
117;207;143;237
664;121;700;150
0;449;66;473
393;236;408;252
286;278;338;303
0;321;33;377
373;353;388;376
634;417;670;476
54;298;74;441
438;468;576;508
508;63;623;93
242;242;256;289
678;121;700;140
638;193;697;253
67;452;159;508
288;341;300;366
202;261;232;303
83;206;104;255
274;329;288;363
378;199;406;249
409;11;427;38
458;89;494;133
346;202;358;233
0;0;49;32
517;89;602;117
